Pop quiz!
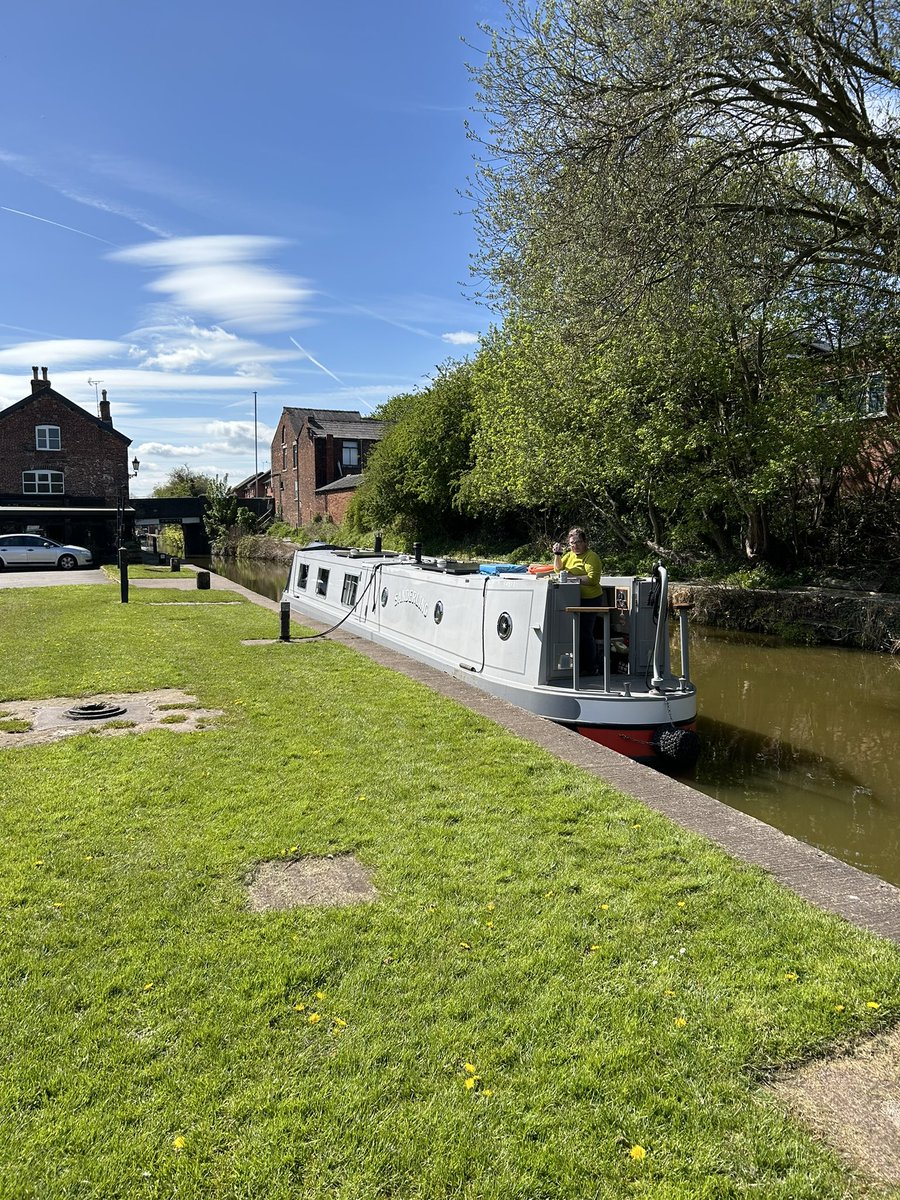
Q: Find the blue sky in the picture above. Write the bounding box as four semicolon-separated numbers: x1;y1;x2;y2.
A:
0;0;502;495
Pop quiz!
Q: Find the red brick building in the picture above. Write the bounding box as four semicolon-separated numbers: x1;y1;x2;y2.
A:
271;408;391;526
0;367;134;556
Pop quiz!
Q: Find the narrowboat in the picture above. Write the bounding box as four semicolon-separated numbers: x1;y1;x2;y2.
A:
282;544;698;769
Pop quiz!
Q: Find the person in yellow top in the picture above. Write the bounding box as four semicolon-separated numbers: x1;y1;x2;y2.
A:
552;527;604;674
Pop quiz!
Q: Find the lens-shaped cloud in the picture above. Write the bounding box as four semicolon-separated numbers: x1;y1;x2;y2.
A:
110;236;313;333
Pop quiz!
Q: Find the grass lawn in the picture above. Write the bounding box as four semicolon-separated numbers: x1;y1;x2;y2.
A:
1;581;898;1199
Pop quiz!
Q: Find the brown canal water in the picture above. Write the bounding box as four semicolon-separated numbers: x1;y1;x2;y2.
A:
201;556;900;886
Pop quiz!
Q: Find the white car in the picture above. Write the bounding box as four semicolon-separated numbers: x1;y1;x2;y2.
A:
0;534;93;570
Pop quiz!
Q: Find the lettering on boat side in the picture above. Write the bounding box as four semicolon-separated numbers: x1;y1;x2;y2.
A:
394;588;428;617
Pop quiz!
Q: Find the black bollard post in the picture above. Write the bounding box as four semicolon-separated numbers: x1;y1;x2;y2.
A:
170;557;181;572
374;532;383;554
279;601;292;642
413;541;422;563
118;547;129;604
196;571;210;590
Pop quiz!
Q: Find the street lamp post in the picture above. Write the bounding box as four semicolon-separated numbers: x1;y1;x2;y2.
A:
117;456;140;604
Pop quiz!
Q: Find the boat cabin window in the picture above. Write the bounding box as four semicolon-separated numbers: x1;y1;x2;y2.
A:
316;567;330;596
296;563;309;590
341;573;359;606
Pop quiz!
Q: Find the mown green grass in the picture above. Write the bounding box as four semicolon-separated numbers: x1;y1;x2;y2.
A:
1;583;898;1199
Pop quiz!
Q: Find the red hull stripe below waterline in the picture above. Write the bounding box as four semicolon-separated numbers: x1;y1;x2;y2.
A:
574;721;697;759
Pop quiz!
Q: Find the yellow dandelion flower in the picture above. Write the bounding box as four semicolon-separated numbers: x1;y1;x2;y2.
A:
333;1017;347;1028
308;1012;321;1024
485;921;494;929
600;904;610;911
143;982;154;992
482;1089;494;1097
664;990;676;997
315;990;326;1000
589;944;600;952
783;972;798;981
464;1076;480;1090
464;1063;477;1075
674;1016;687;1028
173;1136;186;1151
459;941;471;950
486;902;495;912
52;903;63;909
33;859;44;866
293;1003;306;1012
833;1004;845;1012
677;901;686;908
629;1145;646;1160
357;795;366;802
543;890;555;897
289;846;298;853
867;1002;881;1010
632;823;641;829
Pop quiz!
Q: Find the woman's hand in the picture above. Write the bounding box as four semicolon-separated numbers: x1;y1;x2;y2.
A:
552;543;564;556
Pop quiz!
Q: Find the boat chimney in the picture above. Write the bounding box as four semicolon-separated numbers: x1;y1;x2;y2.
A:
413;542;422;563
374;532;382;554
99;389;112;424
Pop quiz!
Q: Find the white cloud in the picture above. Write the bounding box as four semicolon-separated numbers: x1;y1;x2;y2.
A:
110;236;313;332
0;339;123;367
441;330;480;346
135;442;205;458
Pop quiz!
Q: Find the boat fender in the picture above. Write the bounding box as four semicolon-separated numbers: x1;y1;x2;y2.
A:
651;726;700;770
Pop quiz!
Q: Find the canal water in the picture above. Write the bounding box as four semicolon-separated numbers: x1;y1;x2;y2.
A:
200;556;900;887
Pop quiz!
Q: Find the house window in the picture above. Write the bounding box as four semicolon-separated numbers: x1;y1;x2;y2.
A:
341;573;359;606
292;442;298;468
282;445;287;469
35;425;61;451
341;440;360;469
860;373;886;417
316;568;330;596
23;470;64;494
297;564;309;590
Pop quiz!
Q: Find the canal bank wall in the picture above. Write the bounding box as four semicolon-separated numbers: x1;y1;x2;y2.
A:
226;535;900;654
672;582;900;653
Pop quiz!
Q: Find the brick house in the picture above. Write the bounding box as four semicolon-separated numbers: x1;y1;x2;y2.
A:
270;408;391;526
232;468;272;500
0;367;135;557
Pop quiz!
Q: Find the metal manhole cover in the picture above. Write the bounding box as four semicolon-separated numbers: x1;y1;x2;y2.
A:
65;702;128;721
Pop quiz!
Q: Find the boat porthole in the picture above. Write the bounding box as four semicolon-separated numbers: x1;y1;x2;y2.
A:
434;600;444;624
497;612;512;640
380;587;388;607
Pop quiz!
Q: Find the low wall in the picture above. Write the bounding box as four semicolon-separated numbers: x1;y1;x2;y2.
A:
672;582;900;653
227;534;298;566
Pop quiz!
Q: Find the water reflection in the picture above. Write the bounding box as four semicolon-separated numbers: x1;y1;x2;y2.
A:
688;628;900;885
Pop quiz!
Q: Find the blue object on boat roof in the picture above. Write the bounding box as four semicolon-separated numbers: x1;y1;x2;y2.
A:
479;563;528;575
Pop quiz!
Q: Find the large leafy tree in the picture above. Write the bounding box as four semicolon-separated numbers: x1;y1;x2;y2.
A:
151;466;215;498
471;0;900;315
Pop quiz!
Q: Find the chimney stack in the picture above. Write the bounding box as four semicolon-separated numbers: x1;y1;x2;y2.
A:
31;366;50;394
99;389;112;424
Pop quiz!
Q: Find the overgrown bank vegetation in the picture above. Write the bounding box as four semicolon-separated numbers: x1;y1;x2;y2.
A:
342;0;900;587
1;581;899;1197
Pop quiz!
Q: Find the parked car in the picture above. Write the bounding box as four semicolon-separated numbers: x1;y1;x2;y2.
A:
0;534;93;570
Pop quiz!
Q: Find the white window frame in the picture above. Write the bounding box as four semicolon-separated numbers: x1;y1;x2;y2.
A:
35;425;61;451
23;470;64;494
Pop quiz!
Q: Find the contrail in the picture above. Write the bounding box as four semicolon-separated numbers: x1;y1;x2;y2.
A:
1;206;118;245
289;336;376;414
289;336;345;385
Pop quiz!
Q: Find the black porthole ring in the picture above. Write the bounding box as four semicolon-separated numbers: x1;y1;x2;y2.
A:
434;600;444;624
497;613;512;640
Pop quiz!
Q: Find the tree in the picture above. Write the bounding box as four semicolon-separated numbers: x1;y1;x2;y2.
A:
202;475;238;551
152;466;215;498
348;363;478;542
471;0;900;316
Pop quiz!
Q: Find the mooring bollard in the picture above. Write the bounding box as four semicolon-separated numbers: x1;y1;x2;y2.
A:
117;547;129;604
170;557;181;572
280;601;291;642
197;571;210;590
